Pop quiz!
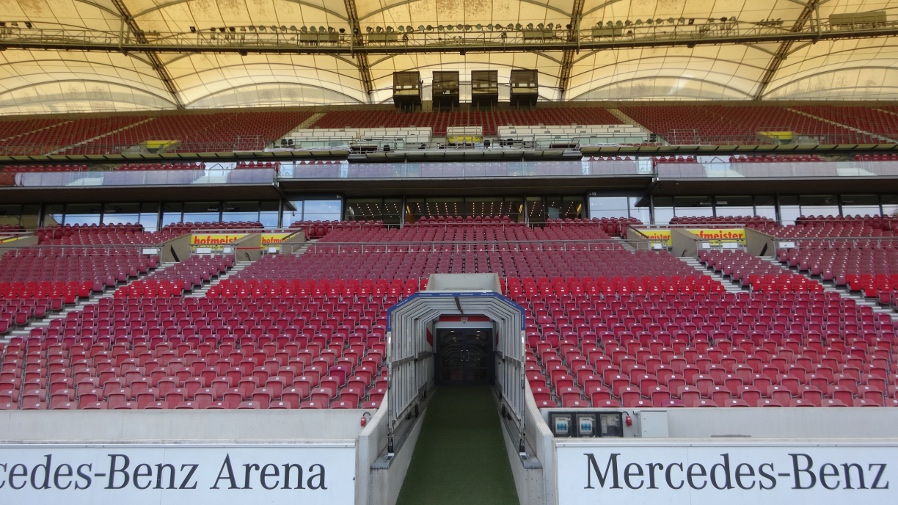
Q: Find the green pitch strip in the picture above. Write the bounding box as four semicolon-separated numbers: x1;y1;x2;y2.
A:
396;386;520;505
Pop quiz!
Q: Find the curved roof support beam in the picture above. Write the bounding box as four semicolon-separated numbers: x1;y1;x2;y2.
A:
559;0;586;98
344;0;373;100
754;0;820;100
110;0;184;109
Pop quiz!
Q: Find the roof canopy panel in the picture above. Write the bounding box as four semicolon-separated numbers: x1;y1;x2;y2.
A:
765;37;898;100
1;0;898;114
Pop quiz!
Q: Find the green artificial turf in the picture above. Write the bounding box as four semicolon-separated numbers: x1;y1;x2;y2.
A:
395;386;520;505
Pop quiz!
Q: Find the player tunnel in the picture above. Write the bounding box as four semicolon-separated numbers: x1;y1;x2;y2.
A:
385;274;527;453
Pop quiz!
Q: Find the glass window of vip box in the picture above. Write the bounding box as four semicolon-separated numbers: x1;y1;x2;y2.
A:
840;194;881;216
0;204;40;228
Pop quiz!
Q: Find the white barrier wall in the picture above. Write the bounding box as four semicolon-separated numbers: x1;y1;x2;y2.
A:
0;444;354;505
558;442;898;505
0;410;371;504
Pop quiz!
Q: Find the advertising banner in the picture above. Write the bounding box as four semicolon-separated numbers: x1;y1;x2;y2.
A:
558;443;896;505
0;444;355;505
190;234;248;246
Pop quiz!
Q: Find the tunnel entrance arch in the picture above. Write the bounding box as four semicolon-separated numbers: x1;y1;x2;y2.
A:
385;274;526;453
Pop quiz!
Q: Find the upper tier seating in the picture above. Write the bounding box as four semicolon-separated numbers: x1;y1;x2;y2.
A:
0;116;145;155
619;105;884;145
791;106;898;141
0;111;312;156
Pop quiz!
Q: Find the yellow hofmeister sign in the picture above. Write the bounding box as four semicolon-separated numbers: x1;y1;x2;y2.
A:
687;228;746;242
636;228;746;247
190;234;247;246
261;233;292;246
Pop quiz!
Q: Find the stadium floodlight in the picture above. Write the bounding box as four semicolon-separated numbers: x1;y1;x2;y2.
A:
366;26;373;33
526;23;534;30
375;26;383;33
289;26;296;31
464;24;471;31
456;24;463;30
678;17;686;24
446;25;454;31
635;19;643;26
406;25;412;32
645;19;653;25
506;23;514;30
398;25;404;32
280;26;287;32
329;27;336;33
476;24;482;30
419;25;425;31
386;26;394;32
668;18;675;24
547;23;554;30
310;26;317;33
270;25;277;32
657;18;664;25
437;25;444;31
515;23;522;30
615;21;623;27
624;20;632;27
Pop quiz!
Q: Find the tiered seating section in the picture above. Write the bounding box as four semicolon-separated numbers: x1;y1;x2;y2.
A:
729;154;825;163
700;250;823;292
1;104;897;158
771;215;898;306
855;153;898;162
0;243;161;334
35;223;180;246
654;155;696;164
619;105;886;145
0;116;143;155
526;289;895;408
791;106;898;141
0;111;312;156
2;218;897;410
289;220;385;239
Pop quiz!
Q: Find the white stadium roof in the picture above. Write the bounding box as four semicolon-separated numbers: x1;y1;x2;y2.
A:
0;0;897;114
